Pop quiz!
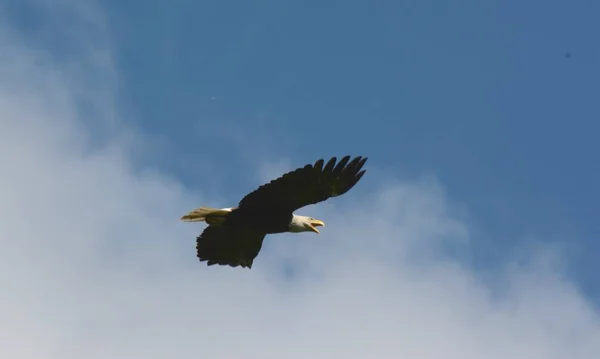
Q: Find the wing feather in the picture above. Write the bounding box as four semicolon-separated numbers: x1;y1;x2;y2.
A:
313;159;324;171
196;226;266;269
237;155;368;213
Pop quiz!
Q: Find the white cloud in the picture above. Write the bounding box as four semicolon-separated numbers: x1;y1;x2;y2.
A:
1;3;599;359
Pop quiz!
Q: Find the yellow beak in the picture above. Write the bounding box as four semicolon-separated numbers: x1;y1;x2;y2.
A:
309;219;325;234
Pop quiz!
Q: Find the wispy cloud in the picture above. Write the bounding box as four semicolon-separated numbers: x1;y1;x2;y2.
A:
1;2;599;358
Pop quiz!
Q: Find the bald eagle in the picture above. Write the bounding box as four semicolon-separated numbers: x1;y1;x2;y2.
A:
181;155;368;269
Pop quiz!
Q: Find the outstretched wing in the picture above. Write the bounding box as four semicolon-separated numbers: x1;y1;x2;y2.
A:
237;155;367;213
196;225;267;269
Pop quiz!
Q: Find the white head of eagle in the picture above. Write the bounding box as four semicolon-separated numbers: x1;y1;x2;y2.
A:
289;215;325;234
181;155;368;268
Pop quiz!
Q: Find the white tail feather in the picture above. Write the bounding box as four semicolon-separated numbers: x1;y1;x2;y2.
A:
180;206;233;223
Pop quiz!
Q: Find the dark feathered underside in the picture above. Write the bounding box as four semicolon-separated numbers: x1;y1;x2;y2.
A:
196;225;266;268
237;155;368;213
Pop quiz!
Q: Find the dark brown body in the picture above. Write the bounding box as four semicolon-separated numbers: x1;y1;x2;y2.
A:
219;208;293;234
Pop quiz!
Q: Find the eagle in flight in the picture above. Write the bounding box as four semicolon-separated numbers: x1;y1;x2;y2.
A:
181;155;368;269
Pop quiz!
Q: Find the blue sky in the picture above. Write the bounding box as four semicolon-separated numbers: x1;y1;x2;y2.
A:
2;0;600;357
104;0;599;294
